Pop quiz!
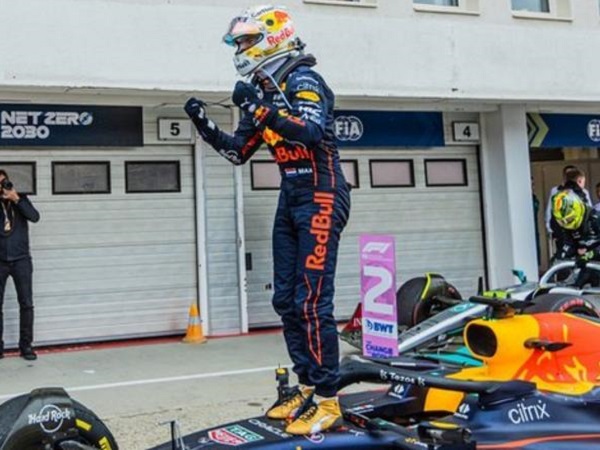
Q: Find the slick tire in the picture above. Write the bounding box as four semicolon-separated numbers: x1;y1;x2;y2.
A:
71;400;119;450
396;276;461;328
0;395;118;450
0;394;28;448
526;293;600;317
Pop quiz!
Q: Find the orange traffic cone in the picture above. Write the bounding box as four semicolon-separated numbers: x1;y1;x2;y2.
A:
183;303;207;344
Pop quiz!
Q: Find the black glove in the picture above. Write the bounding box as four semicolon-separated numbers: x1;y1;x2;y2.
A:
184;97;208;124
184;97;218;143
576;250;594;269
232;81;262;113
556;244;572;261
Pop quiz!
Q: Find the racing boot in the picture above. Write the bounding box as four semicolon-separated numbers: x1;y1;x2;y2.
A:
266;386;313;420
285;397;343;435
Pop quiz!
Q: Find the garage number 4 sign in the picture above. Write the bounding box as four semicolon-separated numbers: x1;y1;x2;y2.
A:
360;234;398;358
452;121;480;143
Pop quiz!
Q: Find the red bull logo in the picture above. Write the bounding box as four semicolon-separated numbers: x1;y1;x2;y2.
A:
262;127;283;146
253;105;272;124
305;192;334;271
262;128;311;164
515;313;600;386
273;144;311;163
460;312;600;394
266;25;294;47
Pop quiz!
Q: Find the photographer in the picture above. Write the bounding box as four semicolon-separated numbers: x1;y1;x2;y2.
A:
0;170;40;360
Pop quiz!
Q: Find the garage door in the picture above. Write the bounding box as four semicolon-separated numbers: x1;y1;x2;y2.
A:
243;147;486;327
0;145;196;347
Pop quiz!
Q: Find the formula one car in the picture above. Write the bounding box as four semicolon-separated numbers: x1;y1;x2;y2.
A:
340;261;600;364
4;298;600;449
144;300;600;449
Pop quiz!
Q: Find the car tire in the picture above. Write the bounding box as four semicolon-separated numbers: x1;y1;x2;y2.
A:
0;394;118;450
396;276;462;328
526;293;600;317
72;399;119;450
0;394;28;446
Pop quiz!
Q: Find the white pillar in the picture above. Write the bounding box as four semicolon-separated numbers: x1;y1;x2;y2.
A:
194;136;211;335
232;108;249;334
481;105;538;287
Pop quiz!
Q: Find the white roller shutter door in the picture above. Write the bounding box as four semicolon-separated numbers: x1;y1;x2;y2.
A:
0;144;197;346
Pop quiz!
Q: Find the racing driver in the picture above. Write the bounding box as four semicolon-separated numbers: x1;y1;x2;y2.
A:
184;5;351;435
552;189;600;286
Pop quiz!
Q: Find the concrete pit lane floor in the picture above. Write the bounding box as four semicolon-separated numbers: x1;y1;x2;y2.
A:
0;331;362;450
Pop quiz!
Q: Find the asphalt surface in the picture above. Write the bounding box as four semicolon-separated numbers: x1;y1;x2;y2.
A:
0;331;359;450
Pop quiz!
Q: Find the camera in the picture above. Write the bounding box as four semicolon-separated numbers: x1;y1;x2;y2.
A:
1;179;13;190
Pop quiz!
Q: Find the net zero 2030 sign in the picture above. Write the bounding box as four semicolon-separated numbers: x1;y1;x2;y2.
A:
0;104;143;147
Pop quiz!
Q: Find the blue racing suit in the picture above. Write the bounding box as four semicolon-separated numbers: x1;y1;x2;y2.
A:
190;55;350;397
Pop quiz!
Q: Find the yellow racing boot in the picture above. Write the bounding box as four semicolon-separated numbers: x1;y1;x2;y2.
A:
267;386;313;420
285;397;343;435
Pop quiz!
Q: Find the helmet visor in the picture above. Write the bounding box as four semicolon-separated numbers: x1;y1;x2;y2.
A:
558;212;584;230
223;17;263;53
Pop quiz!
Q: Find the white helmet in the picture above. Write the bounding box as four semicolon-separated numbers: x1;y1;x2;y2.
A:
223;5;301;76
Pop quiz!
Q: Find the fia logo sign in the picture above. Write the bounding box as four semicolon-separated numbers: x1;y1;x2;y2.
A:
588;119;600;143
334;116;363;142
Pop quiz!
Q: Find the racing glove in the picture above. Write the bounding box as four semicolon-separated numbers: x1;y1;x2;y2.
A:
184;97;219;143
556;244;574;261
576;250;595;269
232;81;277;127
232;81;262;113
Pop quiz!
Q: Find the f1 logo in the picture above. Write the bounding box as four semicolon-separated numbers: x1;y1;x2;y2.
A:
362;242;391;254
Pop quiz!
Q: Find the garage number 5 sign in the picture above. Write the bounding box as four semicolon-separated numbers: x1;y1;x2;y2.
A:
360;234;398;358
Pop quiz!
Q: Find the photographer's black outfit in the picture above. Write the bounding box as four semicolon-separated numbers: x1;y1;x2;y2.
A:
0;195;40;359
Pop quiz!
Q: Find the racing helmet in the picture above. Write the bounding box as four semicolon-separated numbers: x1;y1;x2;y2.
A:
223;5;300;76
552;190;586;230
